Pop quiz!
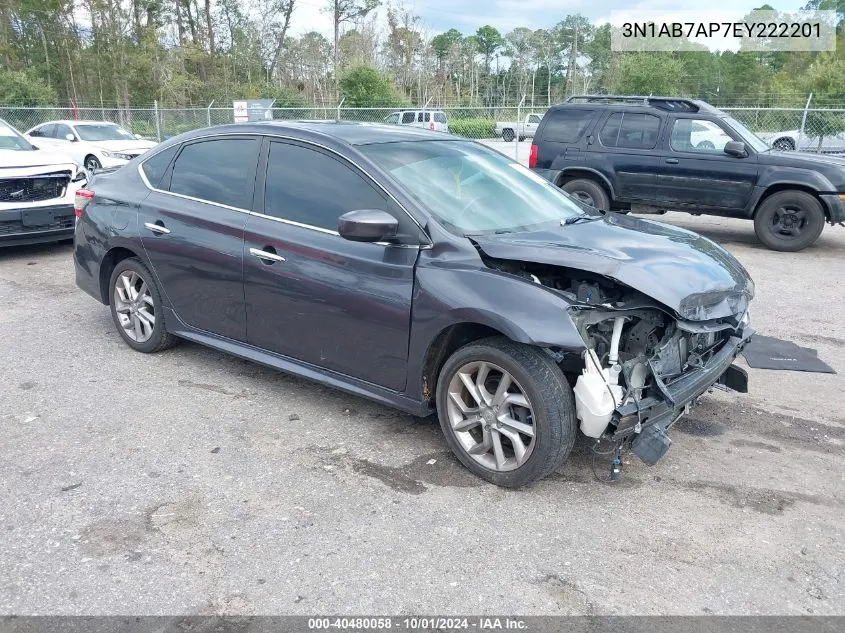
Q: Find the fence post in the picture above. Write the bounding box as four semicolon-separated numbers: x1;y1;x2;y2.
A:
799;93;813;149
207;100;214;127
515;95;525;161
154;100;161;142
336;97;345;122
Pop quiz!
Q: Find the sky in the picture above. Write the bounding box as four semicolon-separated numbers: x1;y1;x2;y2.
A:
286;0;810;39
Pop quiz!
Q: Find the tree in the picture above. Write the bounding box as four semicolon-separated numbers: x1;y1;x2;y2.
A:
0;70;57;106
475;25;503;74
608;53;684;96
800;54;845;149
325;0;380;95
340;66;401;106
268;1;297;81
555;14;594;97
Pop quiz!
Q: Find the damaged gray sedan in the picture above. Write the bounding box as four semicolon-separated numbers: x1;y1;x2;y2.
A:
75;124;753;487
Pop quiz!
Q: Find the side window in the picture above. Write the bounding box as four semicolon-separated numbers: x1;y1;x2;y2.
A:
29;126;45;137
54;124;73;140
424;112;431;122
384;113;400;124
168;138;258;208
541;109;595;143
528;114;541;124
671;118;735;153
39;124;57;138
599;112;623;147
618;113;661;149
401;112;415;124
264;142;391;232
434;112;447;123
141;144;180;188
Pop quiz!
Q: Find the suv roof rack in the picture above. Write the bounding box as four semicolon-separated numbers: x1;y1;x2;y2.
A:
565;95;701;113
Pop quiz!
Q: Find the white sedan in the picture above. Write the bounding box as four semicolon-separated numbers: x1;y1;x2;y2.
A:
25;120;158;172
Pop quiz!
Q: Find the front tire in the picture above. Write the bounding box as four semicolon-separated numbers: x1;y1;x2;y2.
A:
109;258;177;353
772;138;795;151
85;155;101;173
561;178;610;211
502;128;515;142
753;190;825;252
436;337;577;487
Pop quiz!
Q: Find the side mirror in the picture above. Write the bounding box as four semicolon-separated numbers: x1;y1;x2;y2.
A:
724;141;748;157
338;209;399;243
135;133;143;140
65;133;76;142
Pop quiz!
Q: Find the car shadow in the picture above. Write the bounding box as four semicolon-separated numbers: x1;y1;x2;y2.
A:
0;240;74;259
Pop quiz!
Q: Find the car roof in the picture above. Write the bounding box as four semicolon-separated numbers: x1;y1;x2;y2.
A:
555;96;725;116
33;120;122;126
181;121;457;146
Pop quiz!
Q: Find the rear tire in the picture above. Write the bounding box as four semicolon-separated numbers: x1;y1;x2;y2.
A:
772;138;795;151
561;178;610;211
108;257;177;353
435;337;577;488
502;128;515;142
753;190;825;252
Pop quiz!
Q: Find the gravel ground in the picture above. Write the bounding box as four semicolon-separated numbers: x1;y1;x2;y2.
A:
1;212;844;616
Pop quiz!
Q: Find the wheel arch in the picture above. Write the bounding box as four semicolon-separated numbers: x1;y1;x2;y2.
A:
753;184;830;221
98;245;146;305
555;168;615;200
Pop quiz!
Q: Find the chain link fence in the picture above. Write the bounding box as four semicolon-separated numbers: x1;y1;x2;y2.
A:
2;103;845;153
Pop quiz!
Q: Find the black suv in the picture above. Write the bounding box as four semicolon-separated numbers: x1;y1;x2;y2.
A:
529;95;845;251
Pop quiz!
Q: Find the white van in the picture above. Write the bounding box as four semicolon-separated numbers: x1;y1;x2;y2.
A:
384;110;449;133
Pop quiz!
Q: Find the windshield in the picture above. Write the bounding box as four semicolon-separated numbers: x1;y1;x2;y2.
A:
723;116;770;153
0;120;35;151
75;124;136;142
360;140;585;234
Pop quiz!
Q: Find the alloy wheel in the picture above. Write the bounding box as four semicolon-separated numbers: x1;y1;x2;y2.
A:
113;271;156;342
445;361;536;472
771;205;808;239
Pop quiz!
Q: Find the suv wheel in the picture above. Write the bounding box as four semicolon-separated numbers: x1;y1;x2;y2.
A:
562;178;610;211
502;128;515;142
753;190;825;252
109;258;177;353
436;337;577;488
772;138;795;151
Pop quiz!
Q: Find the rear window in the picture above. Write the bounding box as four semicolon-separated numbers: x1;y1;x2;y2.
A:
600;112;661;150
141;144;179;188
434;113;447;123
541;108;595;143
401;112;415;124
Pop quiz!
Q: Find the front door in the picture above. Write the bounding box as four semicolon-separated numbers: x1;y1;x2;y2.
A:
242;139;420;391
656;117;759;211
139;136;260;341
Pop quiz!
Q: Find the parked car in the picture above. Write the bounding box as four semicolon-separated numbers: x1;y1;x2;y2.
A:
383;110;449;133
495;113;542;142
529;95;845;251
0;119;87;247
25;120;157;173
760;129;845;153
74;121;753;487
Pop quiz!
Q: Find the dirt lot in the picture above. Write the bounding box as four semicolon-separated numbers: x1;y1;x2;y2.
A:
0;215;843;615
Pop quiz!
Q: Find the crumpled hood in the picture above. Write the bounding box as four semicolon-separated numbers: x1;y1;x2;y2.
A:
90;139;157;153
472;213;754;321
0;147;77;169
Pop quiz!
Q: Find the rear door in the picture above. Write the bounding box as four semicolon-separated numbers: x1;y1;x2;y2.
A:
534;108;598;170
242;139;420;390
595;111;662;203
139;136;260;341
656;116;759;210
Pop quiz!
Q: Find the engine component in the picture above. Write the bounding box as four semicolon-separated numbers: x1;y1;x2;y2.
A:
574;349;624;438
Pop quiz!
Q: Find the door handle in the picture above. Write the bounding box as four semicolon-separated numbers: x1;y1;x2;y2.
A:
665;158;679;164
249;247;285;263
144;221;170;234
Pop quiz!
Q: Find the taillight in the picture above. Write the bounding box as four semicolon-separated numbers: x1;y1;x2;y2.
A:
74;189;95;218
528;143;538;169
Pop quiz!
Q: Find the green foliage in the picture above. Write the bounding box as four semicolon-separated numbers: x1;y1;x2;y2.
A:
608;53;685;96
0;70;57;106
339;66;403;107
448;117;495;138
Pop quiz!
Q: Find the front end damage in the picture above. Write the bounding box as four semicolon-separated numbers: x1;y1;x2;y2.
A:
485;258;754;466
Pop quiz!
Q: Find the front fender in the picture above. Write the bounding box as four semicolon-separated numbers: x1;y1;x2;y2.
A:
405;261;586;402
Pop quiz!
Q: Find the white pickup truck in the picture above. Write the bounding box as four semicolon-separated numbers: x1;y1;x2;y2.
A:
495;114;543;142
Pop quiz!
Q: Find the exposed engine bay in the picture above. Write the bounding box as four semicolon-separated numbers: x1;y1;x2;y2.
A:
482;256;751;462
